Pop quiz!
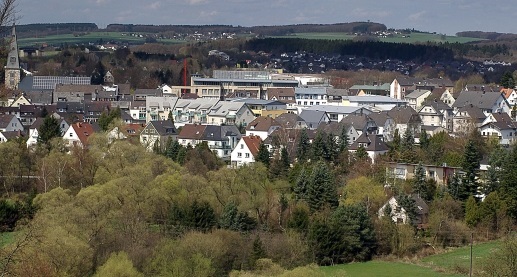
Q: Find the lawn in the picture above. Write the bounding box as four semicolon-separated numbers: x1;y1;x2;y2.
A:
421;240;501;275
0;232;16;248
271;32;483;44
320;261;463;277
18;32;185;47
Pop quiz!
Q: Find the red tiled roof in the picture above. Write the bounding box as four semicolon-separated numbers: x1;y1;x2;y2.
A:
242;135;262;157
72;122;94;146
178;124;207;139
246;116;279;132
501;88;514;99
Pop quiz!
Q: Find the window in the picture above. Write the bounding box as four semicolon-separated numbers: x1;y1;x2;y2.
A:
237;152;242;157
240;144;244;149
69;133;73;137
245;153;250;158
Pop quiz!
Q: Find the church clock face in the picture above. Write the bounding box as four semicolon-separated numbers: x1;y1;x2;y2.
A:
10;57;16;63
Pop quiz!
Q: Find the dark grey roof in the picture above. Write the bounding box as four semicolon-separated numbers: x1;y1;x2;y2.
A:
56;102;84;113
340;114;374;130
0;114;15;128
317;121;349;135
299;110;328;129
405;89;431;99
457;105;486;122
388;106;420;124
25;91;53;105
367;111;391;126
274;113;305;128
452;91;504;110
349;133;389;152
201;125;241;141
150;121;178;136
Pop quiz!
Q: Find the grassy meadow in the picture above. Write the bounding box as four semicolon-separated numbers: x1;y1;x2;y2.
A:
272;32;483;44
320;240;502;276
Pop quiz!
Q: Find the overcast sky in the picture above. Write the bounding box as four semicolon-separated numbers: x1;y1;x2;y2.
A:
16;0;517;35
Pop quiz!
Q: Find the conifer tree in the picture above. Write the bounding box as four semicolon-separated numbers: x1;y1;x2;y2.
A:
307;161;338;211
38;115;62;145
296;128;310;163
256;142;270;167
339;126;350;153
461;139;481;199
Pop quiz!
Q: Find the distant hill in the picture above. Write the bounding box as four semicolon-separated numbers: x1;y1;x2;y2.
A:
105;22;387;36
457;31;517;40
14;23;98;38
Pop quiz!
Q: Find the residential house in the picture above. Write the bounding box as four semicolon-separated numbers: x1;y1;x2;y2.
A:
368;111;396;142
452;105;486;135
177;124;207;147
25;91;53;105
325;88;349;105
62;122;95;148
348;83;390;97
172;98;219;125
386;162;461;186
9;94;31;107
146;96;179;122
452;90;510;117
299;110;330;129
340;114;378;137
304;105;372;122
294;87;328;108
0;131;24;143
0;114;23;132
348;133;389;162
345;96;407;111
246;116;281;141
404;89;432;111
387;106;422;137
418;99;454;132
84;102;111;123
134;88;163;102
232;99;287;118
479;112;517;146
267;87;296;113
19;105;52;126
207;101;255;126
27;117;69;147
201;125;241;160
230;135;262;167
378;195;429;228
53;84;103;103
317;121;359;145
274;113;307;129
140;120;179;151
427;87;456;107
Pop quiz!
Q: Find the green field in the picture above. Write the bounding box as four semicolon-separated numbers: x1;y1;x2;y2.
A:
321;261;462;277
421;241;501;275
18;32;185;47
320;240;501;276
0;232;16;248
272;32;483;44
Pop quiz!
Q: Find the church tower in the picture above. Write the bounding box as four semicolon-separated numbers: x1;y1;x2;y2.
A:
5;25;20;90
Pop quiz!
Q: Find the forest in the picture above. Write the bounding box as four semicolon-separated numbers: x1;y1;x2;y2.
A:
0;119;516;276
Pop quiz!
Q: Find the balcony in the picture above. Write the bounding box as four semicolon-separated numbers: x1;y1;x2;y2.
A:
209;144;232;150
226;114;236;119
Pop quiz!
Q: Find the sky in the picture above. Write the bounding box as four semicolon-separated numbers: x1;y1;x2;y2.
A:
16;0;517;35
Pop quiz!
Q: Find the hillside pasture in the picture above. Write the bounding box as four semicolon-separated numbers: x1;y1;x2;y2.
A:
272;32;484;44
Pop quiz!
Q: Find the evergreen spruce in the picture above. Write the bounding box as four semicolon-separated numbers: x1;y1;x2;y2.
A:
419;130;430;149
256;142;270;167
38;115;62;145
412;163;426;197
461;139;481;199
311;131;326;161
307;161;338;211
296;128;310;163
339;126;349;153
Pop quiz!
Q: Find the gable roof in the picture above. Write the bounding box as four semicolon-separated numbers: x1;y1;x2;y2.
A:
202;125;241;141
242;135;262;157
501;88;515;99
149;121;178;136
453;90;504;110
340;114;374;130
71;122;95;145
246;116;280;132
349;133;389;151
274;113;305;128
299;110;329;128
405;89;431;99
178;124;207;140
367;111;391;126
456;105;486;122
0;114;16;128
387;106;420;124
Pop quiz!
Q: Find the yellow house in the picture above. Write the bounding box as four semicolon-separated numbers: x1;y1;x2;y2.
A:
234;99;287;118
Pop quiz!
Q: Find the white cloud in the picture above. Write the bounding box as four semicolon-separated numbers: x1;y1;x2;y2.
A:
409;11;426;22
147;2;161;10
187;0;209;4
351;8;390;19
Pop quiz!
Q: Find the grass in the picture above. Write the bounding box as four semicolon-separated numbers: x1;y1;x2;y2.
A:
0;232;16;248
271;32;483;44
18;31;186;47
320;261;463;277
320;240;502;276
421;240;501;274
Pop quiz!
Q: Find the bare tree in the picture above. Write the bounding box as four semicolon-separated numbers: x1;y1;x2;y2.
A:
0;0;17;32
